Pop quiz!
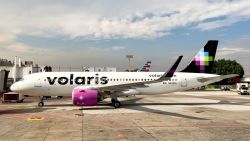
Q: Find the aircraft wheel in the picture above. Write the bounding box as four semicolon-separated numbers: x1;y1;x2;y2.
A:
38;102;44;107
112;101;121;108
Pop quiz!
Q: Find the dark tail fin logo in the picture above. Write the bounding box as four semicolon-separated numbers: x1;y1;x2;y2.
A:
181;40;218;73
140;61;151;72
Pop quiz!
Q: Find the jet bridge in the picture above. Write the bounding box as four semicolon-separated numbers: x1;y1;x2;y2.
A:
0;70;10;94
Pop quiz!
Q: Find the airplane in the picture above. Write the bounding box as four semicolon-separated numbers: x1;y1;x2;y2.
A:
140;61;151;72
10;40;237;108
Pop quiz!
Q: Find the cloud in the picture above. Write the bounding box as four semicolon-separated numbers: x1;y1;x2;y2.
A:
0;0;250;73
111;46;126;51
217;47;250;56
197;19;236;31
217;37;250;76
196;1;250;30
218;37;250;56
0;0;250;40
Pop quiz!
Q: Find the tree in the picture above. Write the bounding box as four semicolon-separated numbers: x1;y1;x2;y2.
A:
212;59;244;85
125;68;139;72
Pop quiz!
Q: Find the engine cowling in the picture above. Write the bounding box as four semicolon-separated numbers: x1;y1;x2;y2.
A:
72;88;98;106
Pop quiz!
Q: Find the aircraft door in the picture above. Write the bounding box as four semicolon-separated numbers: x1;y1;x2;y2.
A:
181;78;187;87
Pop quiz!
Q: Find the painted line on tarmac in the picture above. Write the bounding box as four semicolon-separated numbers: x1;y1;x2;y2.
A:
27;117;45;121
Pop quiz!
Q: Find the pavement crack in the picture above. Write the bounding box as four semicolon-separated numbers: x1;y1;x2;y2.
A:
132;121;159;141
43;125;52;141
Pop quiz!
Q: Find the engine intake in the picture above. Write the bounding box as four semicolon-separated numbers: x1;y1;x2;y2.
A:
72;88;98;106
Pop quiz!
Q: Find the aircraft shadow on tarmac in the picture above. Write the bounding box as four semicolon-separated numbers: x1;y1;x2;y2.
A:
41;98;210;120
81;98;214;120
81;106;208;120
0;98;241;120
45;103;73;107
0;107;56;115
80;98;250;120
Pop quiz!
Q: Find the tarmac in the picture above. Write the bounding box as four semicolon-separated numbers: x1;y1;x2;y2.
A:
1;90;250;141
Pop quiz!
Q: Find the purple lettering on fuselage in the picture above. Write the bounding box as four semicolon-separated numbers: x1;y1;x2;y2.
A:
149;74;162;77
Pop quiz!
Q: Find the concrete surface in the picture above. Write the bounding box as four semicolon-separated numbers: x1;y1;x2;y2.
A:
1;90;250;141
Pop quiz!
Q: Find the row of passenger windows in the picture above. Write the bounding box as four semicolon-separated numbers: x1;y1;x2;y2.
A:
107;78;178;82
108;78;155;81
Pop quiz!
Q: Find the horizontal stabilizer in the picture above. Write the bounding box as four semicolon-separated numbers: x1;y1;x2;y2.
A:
197;74;239;83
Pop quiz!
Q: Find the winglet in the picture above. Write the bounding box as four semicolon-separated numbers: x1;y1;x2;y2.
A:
158;56;183;81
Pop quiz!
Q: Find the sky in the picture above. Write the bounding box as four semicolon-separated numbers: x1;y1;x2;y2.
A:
0;0;250;75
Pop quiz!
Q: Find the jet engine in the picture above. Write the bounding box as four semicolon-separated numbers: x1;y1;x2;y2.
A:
72;88;98;106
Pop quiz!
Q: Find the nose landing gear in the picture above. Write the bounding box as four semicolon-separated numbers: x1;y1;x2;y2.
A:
38;97;44;107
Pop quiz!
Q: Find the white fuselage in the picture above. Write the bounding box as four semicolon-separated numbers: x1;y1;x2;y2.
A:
11;72;219;96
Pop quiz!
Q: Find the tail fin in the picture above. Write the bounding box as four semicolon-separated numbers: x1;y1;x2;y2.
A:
140;61;151;72
181;40;218;73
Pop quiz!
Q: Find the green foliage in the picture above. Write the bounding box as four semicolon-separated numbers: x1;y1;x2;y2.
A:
206;85;220;89
125;68;139;72
0;58;13;66
212;59;244;84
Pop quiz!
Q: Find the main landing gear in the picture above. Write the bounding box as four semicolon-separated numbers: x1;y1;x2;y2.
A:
111;98;121;108
38;96;44;107
110;93;121;108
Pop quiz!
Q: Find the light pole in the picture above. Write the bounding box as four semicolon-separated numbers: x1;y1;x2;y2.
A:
126;55;133;72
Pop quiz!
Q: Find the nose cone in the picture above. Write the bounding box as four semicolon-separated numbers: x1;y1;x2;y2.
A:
10;83;19;92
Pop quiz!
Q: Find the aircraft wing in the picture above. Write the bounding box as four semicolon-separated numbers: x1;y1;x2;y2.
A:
99;56;183;91
197;74;239;83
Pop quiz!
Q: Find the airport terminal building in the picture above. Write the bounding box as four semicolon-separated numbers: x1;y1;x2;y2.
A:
0;57;40;82
0;57;117;82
